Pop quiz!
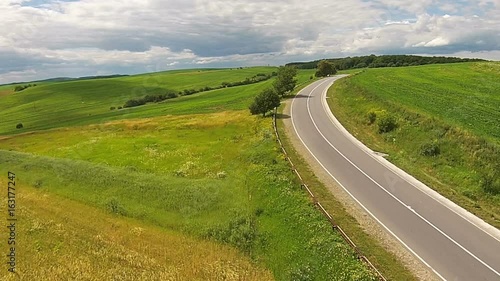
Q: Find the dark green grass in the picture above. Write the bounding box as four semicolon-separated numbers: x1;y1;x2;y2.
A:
328;62;500;227
0;67;276;135
350;63;500;140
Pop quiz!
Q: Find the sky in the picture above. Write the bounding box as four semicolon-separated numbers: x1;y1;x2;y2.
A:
0;0;499;84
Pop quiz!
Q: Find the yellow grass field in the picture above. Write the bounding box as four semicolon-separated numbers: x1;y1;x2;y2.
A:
0;183;273;281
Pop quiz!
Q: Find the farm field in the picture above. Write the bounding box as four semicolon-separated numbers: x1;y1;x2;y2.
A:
328;62;500;227
0;67;377;280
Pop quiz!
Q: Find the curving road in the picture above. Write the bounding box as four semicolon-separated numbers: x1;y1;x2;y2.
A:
290;76;500;281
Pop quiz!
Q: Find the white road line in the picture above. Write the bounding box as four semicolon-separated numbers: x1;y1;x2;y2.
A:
290;79;446;281
302;77;500;278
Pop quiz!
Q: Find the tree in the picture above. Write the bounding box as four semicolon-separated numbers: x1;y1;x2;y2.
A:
249;88;281;117
315;60;337;77
273;66;297;97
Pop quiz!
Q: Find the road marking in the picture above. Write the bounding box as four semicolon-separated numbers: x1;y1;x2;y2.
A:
290;78;446;281
299;77;500;278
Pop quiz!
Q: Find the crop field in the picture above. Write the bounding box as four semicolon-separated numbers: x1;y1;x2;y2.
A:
0;68;374;280
350;62;500;140
328;62;500;227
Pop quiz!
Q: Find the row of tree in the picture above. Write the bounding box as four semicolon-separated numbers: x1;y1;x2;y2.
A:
14;84;37;92
249;66;297;116
122;72;277;108
287;55;485;70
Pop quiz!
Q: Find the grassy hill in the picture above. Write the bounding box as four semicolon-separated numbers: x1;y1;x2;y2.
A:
0;67;379;280
328;62;500;227
0;182;273;281
0;67;276;135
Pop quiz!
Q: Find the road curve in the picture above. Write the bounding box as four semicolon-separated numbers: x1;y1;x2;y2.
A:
290;76;500;281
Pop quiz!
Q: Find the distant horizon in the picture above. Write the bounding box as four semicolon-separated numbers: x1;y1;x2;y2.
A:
1;53;494;86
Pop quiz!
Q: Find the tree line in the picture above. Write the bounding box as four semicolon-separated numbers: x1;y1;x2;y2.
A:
13;84;37;92
120;72;277;109
286;55;485;70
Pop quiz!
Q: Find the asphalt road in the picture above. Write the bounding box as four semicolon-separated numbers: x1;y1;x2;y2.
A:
290;76;500;281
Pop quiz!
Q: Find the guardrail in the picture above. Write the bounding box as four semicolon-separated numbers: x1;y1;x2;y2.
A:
273;108;387;281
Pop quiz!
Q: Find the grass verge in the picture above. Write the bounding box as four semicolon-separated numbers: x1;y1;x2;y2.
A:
276;102;418;280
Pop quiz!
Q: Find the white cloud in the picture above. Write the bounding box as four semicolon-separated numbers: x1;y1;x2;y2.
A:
424;37;450;47
0;0;499;83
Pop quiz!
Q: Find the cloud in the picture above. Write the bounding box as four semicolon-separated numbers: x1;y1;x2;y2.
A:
0;0;499;83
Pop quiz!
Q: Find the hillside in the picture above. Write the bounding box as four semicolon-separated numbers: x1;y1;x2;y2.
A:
0;182;273;280
0;67;276;135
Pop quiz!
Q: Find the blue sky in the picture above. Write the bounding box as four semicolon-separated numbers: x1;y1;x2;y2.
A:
0;0;499;83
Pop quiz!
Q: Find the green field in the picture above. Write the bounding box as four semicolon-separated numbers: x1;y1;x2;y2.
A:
0;67;276;135
328;62;500;227
0;67;377;280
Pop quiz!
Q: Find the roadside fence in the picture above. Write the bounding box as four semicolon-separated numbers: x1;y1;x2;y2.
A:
272;108;387;281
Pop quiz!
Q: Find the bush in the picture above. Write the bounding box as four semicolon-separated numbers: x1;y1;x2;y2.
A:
117;106;123;110
16;123;23;129
206;215;257;254
420;141;441;156
123;99;146;108
377;113;397;133
106;198;127;215
481;173;500;195
165;92;177;99
367;110;377;124
110;106;116;110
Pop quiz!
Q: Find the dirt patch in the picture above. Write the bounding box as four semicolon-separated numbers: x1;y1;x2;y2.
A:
281;98;439;281
0;90;13;97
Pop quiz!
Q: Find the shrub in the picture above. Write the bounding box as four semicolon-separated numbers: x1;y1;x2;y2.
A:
481;173;500;195
367;110;377;124
106;198;127;215
165;92;177;99
117;106;123;109
183;89;197;95
16;123;23;129
377;113;397;133
420;141;441;156
206;215;257;254
123;99;146;108
110;106;116;110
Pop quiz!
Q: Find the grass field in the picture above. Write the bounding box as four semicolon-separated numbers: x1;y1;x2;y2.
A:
0;67;376;280
0;183;273;281
328;62;500;227
0;67;276;135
